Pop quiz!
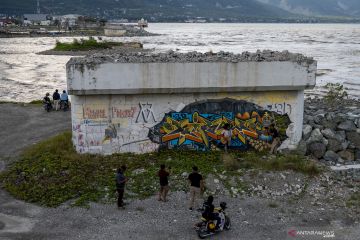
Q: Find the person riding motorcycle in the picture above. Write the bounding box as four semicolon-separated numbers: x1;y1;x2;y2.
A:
201;196;222;231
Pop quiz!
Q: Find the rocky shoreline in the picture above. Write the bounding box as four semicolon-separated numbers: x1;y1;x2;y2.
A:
301;97;360;166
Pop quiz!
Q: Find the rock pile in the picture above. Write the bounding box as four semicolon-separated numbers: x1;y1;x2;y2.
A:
69;49;316;66
301;97;360;166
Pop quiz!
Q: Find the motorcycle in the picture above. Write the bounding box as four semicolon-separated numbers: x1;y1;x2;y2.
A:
60;100;69;111
43;101;52;112
194;202;231;239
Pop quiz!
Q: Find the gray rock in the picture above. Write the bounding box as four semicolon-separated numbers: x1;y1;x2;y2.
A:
355;118;360;128
325;112;336;121
346;132;360;148
337;120;356;131
333;115;345;124
313;115;323;124
181;172;188;178
308;142;326;159
327;139;343;152
320;120;337;130
302;125;312;140
335;131;346;142
341;141;349;150
296;140;307;156
312;124;324;130
355;150;360;161
321;128;336;139
324;151;339;162
337;150;355;161
322;138;328;146
306;128;323;144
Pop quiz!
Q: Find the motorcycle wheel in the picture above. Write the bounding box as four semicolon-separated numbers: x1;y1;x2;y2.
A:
197;229;212;239
224;216;231;230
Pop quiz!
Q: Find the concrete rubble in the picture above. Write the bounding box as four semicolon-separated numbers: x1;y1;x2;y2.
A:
68;49;316;66
300;97;360;179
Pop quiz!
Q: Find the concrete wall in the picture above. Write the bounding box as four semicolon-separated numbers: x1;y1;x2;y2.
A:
67;56;316;154
67;61;316;95
71;91;304;154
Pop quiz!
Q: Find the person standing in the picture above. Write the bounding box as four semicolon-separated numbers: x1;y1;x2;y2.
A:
157;164;170;202
115;165;128;209
52;89;60;111
221;123;232;152
188;166;203;211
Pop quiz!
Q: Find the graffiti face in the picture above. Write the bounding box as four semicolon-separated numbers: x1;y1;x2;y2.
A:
148;98;290;151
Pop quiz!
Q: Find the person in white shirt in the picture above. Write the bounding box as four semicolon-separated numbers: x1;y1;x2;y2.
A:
221;123;232;152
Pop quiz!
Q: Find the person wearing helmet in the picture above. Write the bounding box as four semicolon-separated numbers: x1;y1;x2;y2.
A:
202;195;221;231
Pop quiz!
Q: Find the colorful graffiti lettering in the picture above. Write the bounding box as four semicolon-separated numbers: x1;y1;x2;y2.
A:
149;99;290;151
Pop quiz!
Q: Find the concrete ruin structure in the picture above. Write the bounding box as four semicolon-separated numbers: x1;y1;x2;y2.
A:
66;50;317;154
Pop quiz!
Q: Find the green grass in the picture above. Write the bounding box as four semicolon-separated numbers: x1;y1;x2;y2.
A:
232;151;321;176
0;100;43;105
347;193;360;208
54;37;124;51
0;132;320;207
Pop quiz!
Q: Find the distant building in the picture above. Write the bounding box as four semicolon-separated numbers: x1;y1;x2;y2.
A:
61;14;81;27
23;14;49;25
104;23;126;37
138;18;148;28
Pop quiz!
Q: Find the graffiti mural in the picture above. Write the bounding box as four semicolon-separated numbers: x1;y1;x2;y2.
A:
148;98;290;151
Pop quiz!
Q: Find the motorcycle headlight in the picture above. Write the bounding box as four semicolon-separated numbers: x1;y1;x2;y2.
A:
208;222;216;230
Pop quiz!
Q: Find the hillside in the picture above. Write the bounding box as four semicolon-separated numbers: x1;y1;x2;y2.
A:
257;0;360;17
1;0;294;21
1;0;360;21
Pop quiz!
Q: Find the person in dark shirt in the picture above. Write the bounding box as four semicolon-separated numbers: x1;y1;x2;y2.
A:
52;89;60;111
158;164;171;202
115;165;128;209
269;123;280;154
201;195;221;230
43;93;52;111
188;166;203;211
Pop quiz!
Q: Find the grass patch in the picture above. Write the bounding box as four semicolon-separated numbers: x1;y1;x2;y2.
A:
53;37;142;52
347;193;360;208
28;99;43;105
0;132;320;207
0;132;228;207
232;151;321;176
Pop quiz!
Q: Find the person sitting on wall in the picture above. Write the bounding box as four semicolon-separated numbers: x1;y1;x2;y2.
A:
269;123;280;154
220;123;232;152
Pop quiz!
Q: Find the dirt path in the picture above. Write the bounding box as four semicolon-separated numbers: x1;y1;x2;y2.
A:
0;104;360;240
0;103;71;162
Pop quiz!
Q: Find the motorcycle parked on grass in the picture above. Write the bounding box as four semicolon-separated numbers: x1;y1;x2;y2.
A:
194;202;231;239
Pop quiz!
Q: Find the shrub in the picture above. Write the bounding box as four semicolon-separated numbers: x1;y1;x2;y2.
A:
324;83;348;105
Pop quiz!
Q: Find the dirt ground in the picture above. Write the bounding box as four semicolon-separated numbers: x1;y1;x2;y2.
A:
0;103;359;240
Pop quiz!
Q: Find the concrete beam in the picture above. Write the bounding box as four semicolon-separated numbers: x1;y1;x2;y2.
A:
67;61;317;95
